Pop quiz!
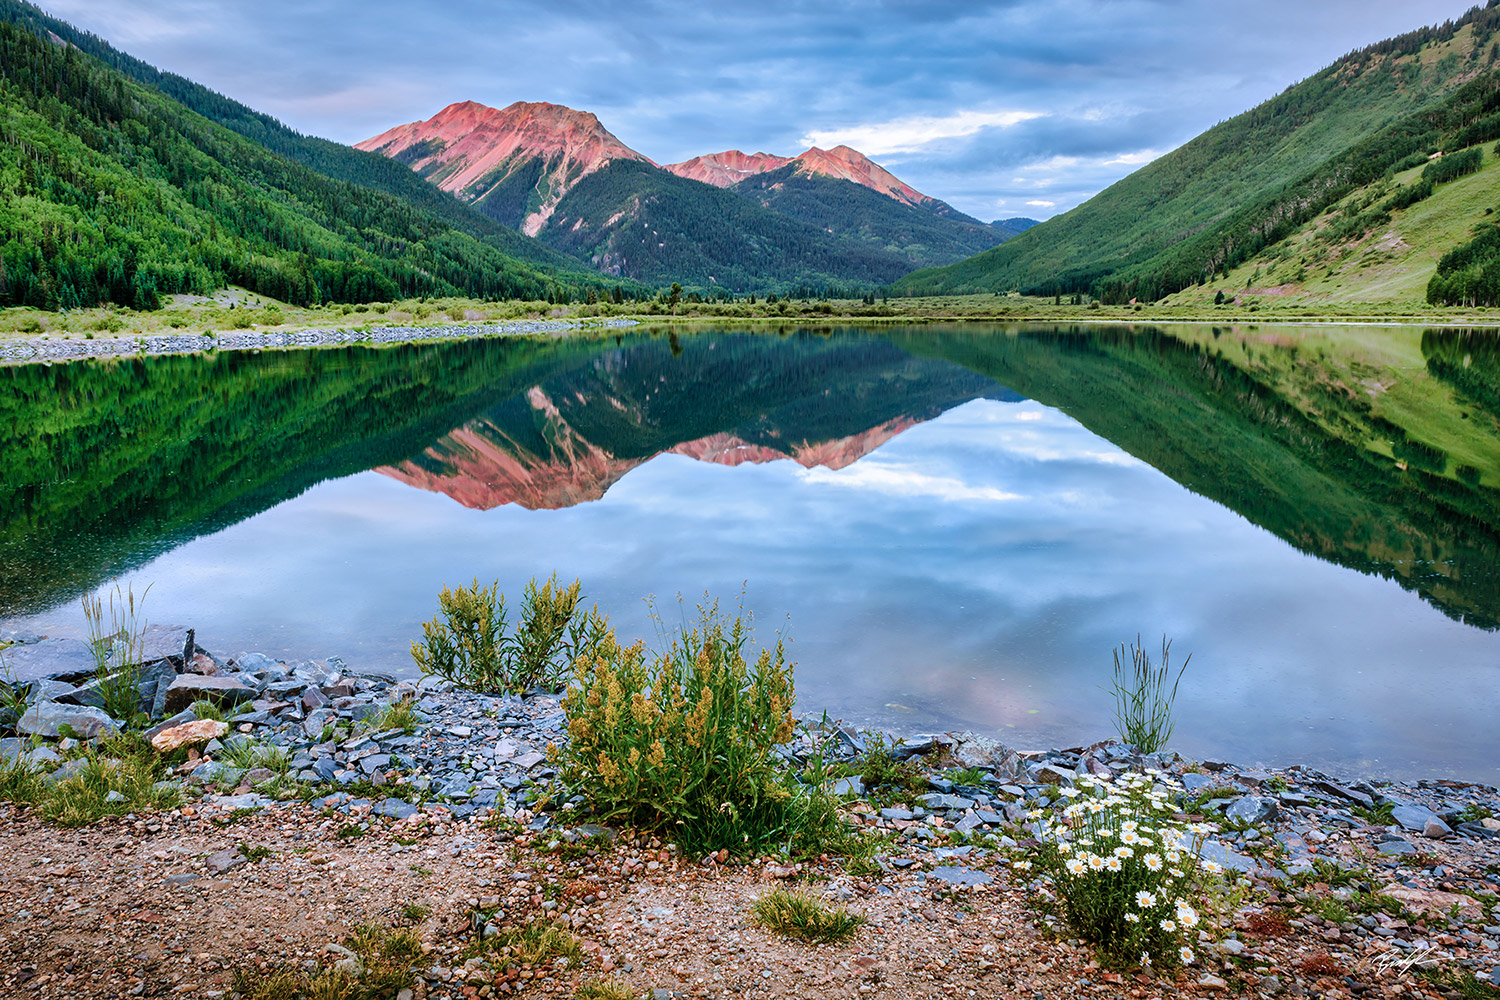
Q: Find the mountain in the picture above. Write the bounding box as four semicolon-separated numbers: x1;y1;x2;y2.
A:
358;102;1017;290
356;100;654;236
892;4;1500;302
0;6;620;310
990;218;1040;239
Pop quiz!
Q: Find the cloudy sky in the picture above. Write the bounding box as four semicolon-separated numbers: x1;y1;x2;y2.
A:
41;0;1476;221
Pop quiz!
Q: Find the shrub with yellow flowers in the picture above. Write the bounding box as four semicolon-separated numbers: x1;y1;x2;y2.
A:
550;598;807;854
1015;771;1224;970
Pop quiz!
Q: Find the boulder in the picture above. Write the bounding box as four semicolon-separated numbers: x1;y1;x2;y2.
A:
18;701;117;738
1391;804;1442;834
150;719;229;753
137;625;192;665
945;732;1024;781
2;638;98;683
1377;884;1482;919
163;675;254;715
1225;795;1279;825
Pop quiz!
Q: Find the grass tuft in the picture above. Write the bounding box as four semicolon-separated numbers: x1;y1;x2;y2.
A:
751;887;866;943
1105;634;1189;754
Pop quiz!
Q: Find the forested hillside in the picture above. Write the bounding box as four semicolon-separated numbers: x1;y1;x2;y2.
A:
538;160;919;291
893;4;1500;302
0;19;617;310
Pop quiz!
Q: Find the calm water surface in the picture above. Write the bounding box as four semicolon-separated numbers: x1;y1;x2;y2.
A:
3;324;1497;781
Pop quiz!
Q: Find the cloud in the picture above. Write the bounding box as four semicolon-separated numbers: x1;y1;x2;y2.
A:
801;109;1047;156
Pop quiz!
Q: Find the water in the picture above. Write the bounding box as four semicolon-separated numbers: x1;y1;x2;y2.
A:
3;323;1498;781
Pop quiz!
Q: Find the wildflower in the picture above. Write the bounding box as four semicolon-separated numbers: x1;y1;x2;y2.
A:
1114;846;1133;859
1159;918;1176;932
1123;912;1140;923
1065;858;1087;876
1169;868;1185;878
1120;820;1138;833
1087;801;1105;814
1012;860;1032;871
1143;853;1163;871
1175;901;1199;928
1105;856;1123;872
1119;830;1141;845
1061;787;1081;798
1135;890;1156;908
1202;859;1223;875
1087;854;1107;871
1179;946;1194;965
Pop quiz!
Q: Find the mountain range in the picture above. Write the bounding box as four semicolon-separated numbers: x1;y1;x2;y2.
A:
356;99;1032;290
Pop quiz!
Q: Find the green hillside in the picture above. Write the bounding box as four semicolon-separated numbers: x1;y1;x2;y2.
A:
0;0;584;277
538;160;918;292
893;5;1500;301
0;19;618;310
731;167;1007;267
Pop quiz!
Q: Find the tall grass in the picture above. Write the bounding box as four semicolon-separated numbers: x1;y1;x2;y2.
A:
1106;635;1189;754
81;582;152;722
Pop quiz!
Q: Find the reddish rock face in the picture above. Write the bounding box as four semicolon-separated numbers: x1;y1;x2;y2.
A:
661;150;791;187
375;394;927;511
664;144;935;207
355;100;652;234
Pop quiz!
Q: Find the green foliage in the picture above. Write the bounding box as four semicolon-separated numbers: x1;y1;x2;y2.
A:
37;743;179;826
1381;177;1433;211
0;749;45;804
1019;772;1221;970
0;14;620;311
469;919;582;970
188;699;225;722
574;979;636;1000
367;697;419;735
851;733;929;796
410;573;604;694
1106;635;1189;754
553;598;805;853
750;886;866;943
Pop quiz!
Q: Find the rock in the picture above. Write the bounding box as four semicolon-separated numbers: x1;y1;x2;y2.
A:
879;808;915;821
206;848;248;875
2;638;99;683
18;701;118;738
139;659;179;719
233;652;281;674
1377;884;1482;919
137;625;192;664
372;798;418;819
831;776;864;797
143;709;199;742
1424;815;1454;839
945;732;1024;781
212;793;272;811
1181;772;1218;795
927;866;993;886
1310;779;1373;809
513;751;547;770
301;687;328;711
1028;762;1075;786
24;679;77;705
163;674;254;715
1225;795;1278;825
150;719;229;752
917;793;973;811
1378;839;1416;856
1198;840;1258;873
1391;804;1441;833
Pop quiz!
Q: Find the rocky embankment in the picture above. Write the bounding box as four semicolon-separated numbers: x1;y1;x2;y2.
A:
2;627;1499;999
0;317;638;365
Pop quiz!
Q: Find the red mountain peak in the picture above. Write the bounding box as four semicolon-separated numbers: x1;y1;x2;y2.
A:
662;149;792;187
790;146;933;207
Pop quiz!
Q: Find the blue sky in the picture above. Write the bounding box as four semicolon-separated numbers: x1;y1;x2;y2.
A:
42;0;1477;220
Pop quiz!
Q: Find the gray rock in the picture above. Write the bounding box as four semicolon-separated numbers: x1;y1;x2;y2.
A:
233;652;281;674
1225;796;1279;825
927;866;993;886
139;659;179;719
3;638;99;683
212;793;272;811
47;758;91;783
1311;779;1374;809
831;776;864;797
918;792;974;811
1028;762;1075;786
1423;816;1453;839
206;848;248;875
954;813;983;835
372;798;418;819
1392;804;1442;833
18;701;118;738
1198;840;1258;873
1180;772;1218;795
163;674;254;715
138;625;192;664
1378;839;1417;856
25;679;77;705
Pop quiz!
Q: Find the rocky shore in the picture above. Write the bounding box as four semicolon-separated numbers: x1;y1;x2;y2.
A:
0;317;639;365
2;626;1499;999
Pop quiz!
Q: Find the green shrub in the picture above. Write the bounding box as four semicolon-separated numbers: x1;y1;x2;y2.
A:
368;697;419;734
1018;771;1221;969
1106;635;1189;754
410;574;605;694
553;599;804;853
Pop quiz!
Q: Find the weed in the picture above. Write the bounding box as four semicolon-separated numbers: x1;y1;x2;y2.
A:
851;734;928;796
945;767;990;787
400;902;430;923
38;748;179;826
409;865;432;877
238;843;273;863
750;887;866;943
1244;910;1293;937
0;751;46;805
188;699;225;722
554;597;809;854
472;919;582;969
1105;634;1189;754
1352;801;1396;825
1181;786;1242;814
233;921;419;1000
575;978;635;1000
1418;966;1500;997
336;823;366;839
367;697;419;735
1306;895;1352;924
1291;857;1367;888
411;573;606;694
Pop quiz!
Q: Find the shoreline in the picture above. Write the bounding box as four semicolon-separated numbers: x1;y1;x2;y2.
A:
2;309;1499;365
2;631;1499;998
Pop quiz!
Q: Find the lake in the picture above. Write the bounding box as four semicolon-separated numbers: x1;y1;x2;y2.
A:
2;323;1498;781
